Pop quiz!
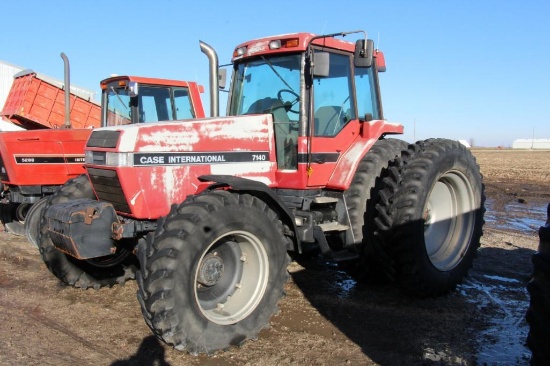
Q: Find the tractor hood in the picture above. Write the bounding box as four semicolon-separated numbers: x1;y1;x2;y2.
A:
84;115;278;219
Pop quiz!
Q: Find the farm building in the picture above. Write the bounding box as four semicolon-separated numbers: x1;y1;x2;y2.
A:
512;139;550;149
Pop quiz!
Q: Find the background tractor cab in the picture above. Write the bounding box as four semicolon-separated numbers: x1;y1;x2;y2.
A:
100;76;205;126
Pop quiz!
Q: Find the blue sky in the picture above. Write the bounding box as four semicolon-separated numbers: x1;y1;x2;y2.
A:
2;0;548;147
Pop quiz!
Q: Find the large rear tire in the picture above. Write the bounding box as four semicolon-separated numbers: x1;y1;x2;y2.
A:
137;190;290;355
342;138;408;281
526;204;550;366
38;174;137;289
375;139;485;296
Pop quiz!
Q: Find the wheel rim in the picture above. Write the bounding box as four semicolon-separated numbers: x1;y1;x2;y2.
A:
424;170;476;271
195;230;269;325
25;198;49;247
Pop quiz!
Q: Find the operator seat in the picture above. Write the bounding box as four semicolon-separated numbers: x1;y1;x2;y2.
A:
246;97;289;123
246;97;296;169
314;106;344;136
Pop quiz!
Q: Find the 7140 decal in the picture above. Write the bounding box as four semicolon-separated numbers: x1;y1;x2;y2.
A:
134;151;270;166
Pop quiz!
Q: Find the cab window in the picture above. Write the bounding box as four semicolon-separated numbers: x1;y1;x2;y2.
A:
313;52;354;137
173;88;194;119
139;86;171;122
355;66;380;120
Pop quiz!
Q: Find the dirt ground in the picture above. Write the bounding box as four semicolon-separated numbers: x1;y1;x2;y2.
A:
0;149;548;366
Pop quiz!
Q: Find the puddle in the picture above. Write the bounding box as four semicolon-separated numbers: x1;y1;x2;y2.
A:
482;274;521;284
301;197;545;363
459;276;531;365
485;199;547;233
321;266;533;364
317;261;359;298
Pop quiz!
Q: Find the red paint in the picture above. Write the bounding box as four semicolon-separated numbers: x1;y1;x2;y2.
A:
83;32;403;221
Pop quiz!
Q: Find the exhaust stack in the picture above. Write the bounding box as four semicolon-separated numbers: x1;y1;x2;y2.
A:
199;41;219;118
60;52;71;129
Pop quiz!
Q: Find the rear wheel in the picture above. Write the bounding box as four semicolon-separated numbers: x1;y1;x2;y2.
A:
342;138;408;281
38;174;137;289
137;190;290;355
375;139;485;296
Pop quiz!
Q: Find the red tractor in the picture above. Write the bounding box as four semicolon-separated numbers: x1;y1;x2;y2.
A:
38;31;485;355
0;54;205;243
0;53;100;234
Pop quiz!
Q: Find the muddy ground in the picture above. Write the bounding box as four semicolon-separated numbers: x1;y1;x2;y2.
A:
0;149;549;366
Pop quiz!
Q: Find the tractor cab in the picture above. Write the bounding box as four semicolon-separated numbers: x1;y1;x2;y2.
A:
100;76;205;126
227;32;401;189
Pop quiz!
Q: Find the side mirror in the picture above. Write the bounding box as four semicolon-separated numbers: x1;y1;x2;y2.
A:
128;81;138;97
219;68;227;89
354;39;374;68
313;52;330;77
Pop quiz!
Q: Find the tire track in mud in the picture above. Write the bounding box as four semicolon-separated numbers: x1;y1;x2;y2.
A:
0;296;122;360
1;236;141;364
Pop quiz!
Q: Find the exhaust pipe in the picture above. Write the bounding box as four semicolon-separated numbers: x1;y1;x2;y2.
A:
199;41;219;118
60;52;71;129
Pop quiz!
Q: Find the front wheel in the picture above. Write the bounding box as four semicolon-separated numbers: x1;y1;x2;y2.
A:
38;174;137;289
375;139;485;296
137;190;290;355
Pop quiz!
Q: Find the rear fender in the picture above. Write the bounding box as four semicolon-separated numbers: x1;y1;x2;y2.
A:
327;120;404;189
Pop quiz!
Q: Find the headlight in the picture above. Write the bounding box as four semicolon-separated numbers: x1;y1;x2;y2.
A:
85;150;96;164
106;152;132;166
269;40;281;49
85;151;133;167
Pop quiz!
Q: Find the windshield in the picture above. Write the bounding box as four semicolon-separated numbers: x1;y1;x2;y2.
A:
230;55;301;117
106;87;132;126
104;85;194;126
230;54;301;169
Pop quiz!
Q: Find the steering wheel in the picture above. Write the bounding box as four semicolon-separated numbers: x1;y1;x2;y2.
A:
277;89;300;114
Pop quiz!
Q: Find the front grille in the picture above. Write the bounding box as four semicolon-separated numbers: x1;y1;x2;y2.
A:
87;167;131;213
87;130;121;148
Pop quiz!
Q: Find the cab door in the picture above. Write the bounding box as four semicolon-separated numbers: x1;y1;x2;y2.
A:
307;51;356;187
306;50;382;188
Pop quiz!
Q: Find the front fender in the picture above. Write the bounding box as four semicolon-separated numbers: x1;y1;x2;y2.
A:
198;175;299;252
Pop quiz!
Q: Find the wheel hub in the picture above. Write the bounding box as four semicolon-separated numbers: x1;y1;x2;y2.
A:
197;252;224;287
424;205;433;228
